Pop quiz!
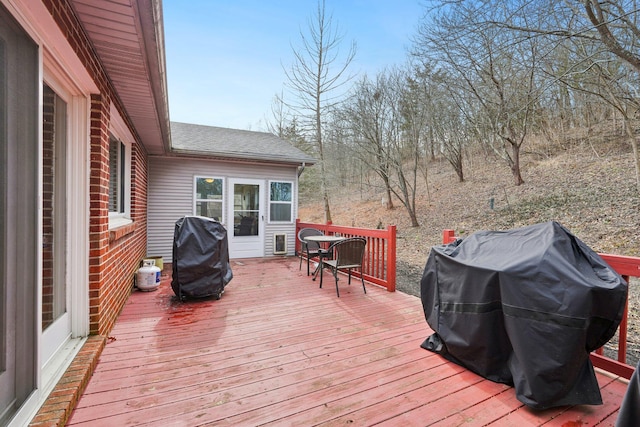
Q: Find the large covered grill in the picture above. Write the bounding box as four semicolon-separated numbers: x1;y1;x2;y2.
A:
420;221;628;409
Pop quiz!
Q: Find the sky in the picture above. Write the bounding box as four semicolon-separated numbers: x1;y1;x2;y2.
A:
162;0;425;131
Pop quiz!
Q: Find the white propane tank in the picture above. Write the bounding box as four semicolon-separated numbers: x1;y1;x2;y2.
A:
137;260;161;291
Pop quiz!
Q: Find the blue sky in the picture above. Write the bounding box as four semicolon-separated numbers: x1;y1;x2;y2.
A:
163;1;425;131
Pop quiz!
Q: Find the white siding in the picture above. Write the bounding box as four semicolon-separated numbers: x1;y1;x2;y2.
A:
147;157;300;261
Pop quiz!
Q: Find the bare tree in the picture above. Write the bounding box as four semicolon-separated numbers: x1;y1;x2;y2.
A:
464;0;640;189
554;50;640;184
266;92;289;139
392;67;423;226
558;0;640;189
582;0;640;74
413;2;548;186
283;0;356;222
340;72;396;210
339;67;423;226
407;63;467;184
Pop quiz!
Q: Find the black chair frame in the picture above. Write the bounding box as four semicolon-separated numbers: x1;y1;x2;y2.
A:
297;228;324;276
319;237;367;297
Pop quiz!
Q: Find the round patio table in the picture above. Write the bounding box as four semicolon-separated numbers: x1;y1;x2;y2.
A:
303;235;345;279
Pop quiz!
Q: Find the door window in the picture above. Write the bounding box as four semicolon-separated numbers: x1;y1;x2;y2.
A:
233;184;260;236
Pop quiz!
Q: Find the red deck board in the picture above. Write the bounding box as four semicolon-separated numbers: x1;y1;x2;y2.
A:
271;367;479;427
68;257;629;426
77;327;430;408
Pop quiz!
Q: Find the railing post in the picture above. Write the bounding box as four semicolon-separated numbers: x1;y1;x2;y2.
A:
387;225;396;292
442;229;456;244
619;277;629;363
295;218;301;255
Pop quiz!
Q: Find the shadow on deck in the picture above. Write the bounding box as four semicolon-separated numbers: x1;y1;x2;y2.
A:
66;257;628;426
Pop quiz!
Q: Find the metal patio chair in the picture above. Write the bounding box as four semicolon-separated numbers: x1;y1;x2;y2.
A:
319;237;367;297
298;228;324;275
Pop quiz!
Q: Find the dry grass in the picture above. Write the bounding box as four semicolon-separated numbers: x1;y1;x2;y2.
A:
301;135;638;279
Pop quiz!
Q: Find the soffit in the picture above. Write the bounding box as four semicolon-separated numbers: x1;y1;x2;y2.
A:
70;0;170;154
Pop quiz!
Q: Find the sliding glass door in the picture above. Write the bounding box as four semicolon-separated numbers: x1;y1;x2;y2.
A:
0;3;38;423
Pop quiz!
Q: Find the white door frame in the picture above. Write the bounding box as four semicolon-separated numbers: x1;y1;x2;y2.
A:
227;178;264;258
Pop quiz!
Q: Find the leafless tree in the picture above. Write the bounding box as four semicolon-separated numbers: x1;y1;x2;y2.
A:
283;0;356;222
407;63;467;183
413;2;547;186
459;0;640;189
392;67;423;226
551;0;640;189
340;72;396;210
339;67;423;226
266;92;289;139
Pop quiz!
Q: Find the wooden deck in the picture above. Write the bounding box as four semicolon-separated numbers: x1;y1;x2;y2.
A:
68;257;628;426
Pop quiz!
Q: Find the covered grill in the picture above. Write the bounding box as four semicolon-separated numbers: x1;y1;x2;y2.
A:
172;216;233;300
420;221;627;409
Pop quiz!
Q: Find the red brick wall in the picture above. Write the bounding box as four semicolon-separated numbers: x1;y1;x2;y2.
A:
45;0;151;336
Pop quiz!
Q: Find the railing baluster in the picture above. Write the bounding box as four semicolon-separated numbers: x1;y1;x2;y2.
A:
618;277;629;364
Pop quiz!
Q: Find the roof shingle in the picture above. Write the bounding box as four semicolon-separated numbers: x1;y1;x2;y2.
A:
169;121;316;165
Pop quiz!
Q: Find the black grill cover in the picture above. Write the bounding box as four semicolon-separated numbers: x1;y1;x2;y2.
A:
172;216;233;299
420;221;627;409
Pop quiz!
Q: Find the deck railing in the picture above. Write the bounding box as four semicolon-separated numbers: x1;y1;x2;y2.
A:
442;229;640;379
295;220;397;292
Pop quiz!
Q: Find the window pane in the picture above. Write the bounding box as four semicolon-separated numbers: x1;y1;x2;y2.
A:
108;138;120;212
42;85;67;330
270;203;291;222
196;201;222;220
270;182;291;202
234;211;258;236
196;177;222;200
233;183;260;236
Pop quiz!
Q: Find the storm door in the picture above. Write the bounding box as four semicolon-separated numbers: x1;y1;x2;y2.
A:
227;178;264;258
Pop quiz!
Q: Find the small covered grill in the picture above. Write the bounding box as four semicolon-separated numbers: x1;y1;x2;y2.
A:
172;216;233;300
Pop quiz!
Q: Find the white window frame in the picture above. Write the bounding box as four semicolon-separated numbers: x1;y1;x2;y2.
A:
193;175;225;223
108;104;132;229
42;49;91;338
268;180;294;223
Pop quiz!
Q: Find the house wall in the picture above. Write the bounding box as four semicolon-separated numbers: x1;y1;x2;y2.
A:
45;1;149;336
147;156;300;261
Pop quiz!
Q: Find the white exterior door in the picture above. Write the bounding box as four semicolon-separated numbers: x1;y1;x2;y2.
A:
227;178;264;258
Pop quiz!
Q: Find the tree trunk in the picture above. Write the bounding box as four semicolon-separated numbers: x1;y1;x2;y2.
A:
623;118;640;192
409;209;419;227
510;142;525;186
384;182;394;209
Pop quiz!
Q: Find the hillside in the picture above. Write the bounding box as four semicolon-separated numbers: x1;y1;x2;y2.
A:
298;132;640;363
298;133;640;296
